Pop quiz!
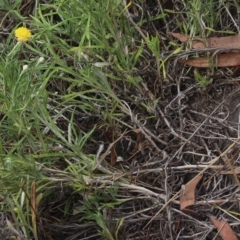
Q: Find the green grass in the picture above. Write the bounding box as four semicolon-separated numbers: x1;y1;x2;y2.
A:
0;0;145;238
0;0;240;239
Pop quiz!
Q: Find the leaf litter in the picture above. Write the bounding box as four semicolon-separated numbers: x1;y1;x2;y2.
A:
170;32;240;49
180;175;202;210
210;217;238;240
171;32;240;67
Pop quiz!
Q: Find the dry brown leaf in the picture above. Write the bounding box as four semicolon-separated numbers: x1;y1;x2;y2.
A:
31;182;38;239
221;166;240;175
170;32;240;49
180;175;202;210
210;217;238;240
171;32;240;67
182;208;196;216
104;126;117;166
182;52;240;67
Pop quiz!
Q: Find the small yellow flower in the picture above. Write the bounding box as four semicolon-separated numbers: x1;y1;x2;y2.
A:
14;27;32;42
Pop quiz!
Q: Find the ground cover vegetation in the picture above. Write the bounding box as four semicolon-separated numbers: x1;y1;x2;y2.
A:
0;0;240;239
